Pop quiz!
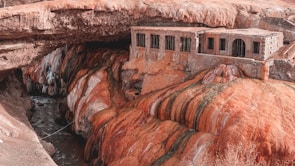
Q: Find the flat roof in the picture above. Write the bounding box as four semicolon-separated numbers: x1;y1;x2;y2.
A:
131;26;282;36
131;26;210;33
205;28;281;36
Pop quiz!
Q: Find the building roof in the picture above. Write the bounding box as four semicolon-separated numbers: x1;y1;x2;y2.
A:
206;28;281;36
132;26;282;37
131;26;210;33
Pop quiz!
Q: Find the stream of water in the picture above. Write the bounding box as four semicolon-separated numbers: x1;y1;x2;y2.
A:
29;96;87;166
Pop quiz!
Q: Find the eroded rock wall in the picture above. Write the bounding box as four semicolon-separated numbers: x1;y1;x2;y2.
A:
0;0;294;70
0;0;49;7
23;46;67;96
23;43;129;138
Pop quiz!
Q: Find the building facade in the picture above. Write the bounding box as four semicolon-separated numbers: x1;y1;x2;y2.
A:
130;27;209;62
200;28;283;61
130;26;284;80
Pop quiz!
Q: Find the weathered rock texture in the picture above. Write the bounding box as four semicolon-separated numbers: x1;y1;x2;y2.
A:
23;43;129;137
0;0;294;70
122;56;187;97
122;52;268;95
202;64;244;84
0;71;56;166
0;0;49;7
23;46;67;96
8;0;295;165
85;68;295;165
24;44;295;165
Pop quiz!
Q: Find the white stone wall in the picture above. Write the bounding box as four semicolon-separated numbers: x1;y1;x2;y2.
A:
264;34;282;59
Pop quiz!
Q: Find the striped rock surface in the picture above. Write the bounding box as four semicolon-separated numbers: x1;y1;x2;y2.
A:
85;70;295;165
24;45;295;165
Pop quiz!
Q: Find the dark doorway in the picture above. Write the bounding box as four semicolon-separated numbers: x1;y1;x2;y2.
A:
232;39;245;57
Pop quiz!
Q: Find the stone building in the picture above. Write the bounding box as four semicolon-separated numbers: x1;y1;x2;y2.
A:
130;27;209;61
129;26;284;80
200;28;283;61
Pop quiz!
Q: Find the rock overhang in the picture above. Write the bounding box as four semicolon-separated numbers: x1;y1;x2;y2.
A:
0;0;293;71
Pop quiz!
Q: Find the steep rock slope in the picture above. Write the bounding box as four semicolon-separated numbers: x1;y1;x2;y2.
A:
0;72;56;166
0;0;294;70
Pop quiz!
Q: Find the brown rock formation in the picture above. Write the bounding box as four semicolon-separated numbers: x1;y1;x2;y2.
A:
0;0;294;70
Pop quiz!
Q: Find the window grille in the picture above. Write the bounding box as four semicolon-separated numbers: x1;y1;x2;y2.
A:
181;37;191;52
165;36;175;50
198;43;201;53
208;38;214;49
136;33;145;47
198;34;203;53
253;42;260;54
151;34;160;49
219;38;226;50
232;39;245;57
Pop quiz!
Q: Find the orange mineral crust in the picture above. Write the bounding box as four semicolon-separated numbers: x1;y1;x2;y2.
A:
85;70;295;165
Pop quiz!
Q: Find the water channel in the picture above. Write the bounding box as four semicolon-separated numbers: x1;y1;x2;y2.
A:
29;96;87;166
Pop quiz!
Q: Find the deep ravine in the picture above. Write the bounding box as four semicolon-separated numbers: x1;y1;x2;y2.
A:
29;96;87;166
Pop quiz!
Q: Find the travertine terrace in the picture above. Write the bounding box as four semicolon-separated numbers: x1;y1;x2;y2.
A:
0;0;295;166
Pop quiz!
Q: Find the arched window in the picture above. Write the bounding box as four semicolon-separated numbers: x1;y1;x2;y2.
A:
232;39;245;57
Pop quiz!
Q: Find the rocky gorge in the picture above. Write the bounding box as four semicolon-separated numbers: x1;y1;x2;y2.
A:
0;0;295;165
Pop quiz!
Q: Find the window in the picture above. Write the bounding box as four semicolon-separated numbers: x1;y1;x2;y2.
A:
219;38;226;50
165;36;175;50
181;37;191;52
150;34;160;49
136;33;145;47
198;34;202;53
253;42;260;54
208;38;214;49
